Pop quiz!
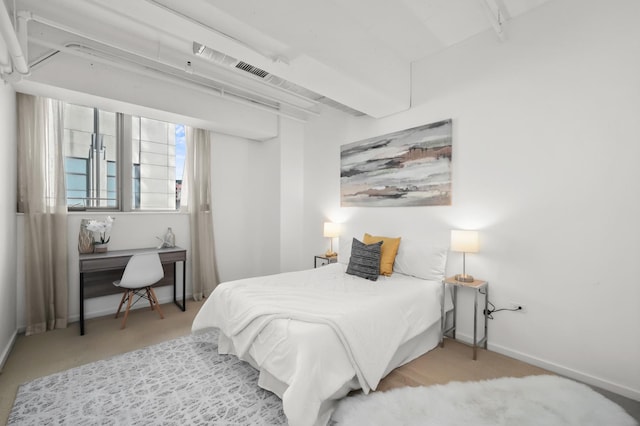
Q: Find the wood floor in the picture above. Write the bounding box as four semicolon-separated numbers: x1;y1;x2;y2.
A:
1;300;637;424
378;338;549;392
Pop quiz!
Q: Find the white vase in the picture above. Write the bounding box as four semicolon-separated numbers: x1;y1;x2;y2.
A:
78;219;95;254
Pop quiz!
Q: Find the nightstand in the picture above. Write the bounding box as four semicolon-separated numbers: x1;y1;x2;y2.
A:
440;276;489;360
314;255;337;268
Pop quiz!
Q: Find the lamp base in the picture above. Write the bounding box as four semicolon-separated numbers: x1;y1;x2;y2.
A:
325;250;337;258
454;273;475;283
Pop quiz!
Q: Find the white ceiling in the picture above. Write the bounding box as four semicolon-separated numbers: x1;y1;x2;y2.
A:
11;0;552;118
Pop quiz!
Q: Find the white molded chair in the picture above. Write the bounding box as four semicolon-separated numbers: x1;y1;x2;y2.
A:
113;252;165;329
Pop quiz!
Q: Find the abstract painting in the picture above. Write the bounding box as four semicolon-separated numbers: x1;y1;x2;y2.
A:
340;119;452;207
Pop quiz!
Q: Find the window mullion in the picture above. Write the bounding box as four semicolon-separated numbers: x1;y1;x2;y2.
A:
89;132;98;208
119;113;133;212
93;108;103;208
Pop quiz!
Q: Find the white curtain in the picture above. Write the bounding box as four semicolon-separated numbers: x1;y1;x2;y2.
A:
184;127;218;300
17;93;69;335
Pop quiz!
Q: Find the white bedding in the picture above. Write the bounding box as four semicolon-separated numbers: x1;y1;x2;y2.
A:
192;263;446;426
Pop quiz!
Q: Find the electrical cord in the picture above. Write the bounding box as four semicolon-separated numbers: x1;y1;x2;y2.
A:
479;289;522;319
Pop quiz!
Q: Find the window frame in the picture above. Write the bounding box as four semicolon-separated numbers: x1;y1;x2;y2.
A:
64;104;184;213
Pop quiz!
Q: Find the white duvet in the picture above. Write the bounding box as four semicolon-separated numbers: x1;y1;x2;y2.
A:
192;263;444;426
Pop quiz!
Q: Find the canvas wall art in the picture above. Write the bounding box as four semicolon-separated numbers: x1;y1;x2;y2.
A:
340;119;452;207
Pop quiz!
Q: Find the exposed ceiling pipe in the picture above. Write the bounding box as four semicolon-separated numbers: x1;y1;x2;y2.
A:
0;1;29;81
23;11;319;113
0;35;12;73
29;38;310;123
480;0;507;41
16;10;29;64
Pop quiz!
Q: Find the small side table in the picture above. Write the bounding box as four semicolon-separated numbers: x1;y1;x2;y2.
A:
440;276;489;360
314;255;337;268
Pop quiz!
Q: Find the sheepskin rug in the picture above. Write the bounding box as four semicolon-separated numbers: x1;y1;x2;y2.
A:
332;375;637;426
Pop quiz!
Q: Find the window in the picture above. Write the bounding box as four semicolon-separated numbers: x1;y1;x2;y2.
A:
63;104;117;208
63;102;185;211
64;157;89;207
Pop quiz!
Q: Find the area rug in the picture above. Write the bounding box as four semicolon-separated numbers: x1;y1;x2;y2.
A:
332;375;637;426
10;335;638;426
8;330;286;425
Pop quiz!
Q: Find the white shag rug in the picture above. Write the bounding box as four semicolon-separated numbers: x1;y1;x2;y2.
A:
332;375;637;426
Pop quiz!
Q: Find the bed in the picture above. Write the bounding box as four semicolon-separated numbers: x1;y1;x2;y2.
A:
192;237;450;426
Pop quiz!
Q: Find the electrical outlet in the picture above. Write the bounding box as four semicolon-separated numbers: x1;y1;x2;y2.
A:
509;302;526;313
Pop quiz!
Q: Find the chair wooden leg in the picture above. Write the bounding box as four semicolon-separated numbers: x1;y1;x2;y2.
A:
115;291;127;318
121;290;134;329
148;287;164;319
145;288;154;311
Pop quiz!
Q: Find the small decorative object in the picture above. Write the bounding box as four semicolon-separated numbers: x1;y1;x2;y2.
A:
78;219;95;254
451;229;479;282
156;227;176;248
86;216;115;253
93;243;109;253
323;222;340;257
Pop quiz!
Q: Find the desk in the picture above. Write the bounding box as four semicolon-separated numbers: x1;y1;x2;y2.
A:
79;246;187;335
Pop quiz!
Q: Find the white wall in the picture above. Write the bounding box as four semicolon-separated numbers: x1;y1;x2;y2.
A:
302;108;350;261
0;83;17;368
279;117;306;272
302;0;640;400
212;132;281;282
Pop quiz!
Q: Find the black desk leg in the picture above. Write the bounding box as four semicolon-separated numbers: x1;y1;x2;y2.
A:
173;263;176;305
80;272;85;336
182;260;186;311
173;260;186;311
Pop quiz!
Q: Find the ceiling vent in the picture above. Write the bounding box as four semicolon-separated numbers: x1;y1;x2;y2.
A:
235;61;269;78
193;41;364;116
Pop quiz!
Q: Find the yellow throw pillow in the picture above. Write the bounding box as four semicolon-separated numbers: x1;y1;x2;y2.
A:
363;233;401;276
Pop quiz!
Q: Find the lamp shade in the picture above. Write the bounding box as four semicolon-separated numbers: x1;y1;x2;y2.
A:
323;222;341;238
451;230;479;253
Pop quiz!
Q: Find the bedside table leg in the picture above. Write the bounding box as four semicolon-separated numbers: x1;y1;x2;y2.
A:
473;288;478;360
440;280;445;347
452;286;457;339
484;286;489;350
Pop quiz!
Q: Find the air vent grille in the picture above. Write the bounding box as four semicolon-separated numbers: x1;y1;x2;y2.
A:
194;41;366;116
235;61;269;78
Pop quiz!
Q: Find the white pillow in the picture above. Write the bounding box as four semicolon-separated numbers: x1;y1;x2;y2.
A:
393;239;448;281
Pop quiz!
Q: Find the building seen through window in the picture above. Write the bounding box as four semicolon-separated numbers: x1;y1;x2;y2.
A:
63;103;185;211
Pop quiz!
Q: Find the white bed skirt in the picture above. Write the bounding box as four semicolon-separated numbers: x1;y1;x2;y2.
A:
217;318;443;425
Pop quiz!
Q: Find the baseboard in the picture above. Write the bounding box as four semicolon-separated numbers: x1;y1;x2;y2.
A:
454;331;640;402
67;293;192;323
0;329;17;372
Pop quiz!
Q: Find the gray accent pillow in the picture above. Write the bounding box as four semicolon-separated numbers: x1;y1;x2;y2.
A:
346;238;382;281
